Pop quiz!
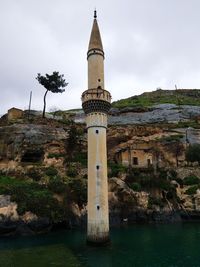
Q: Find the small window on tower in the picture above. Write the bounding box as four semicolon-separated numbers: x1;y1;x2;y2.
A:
96;130;99;134
98;79;101;82
97;205;100;210
96;165;100;170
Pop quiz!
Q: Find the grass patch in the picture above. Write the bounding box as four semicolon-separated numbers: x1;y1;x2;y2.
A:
159;134;184;142
47;153;65;159
175;121;200;129
112;89;200;109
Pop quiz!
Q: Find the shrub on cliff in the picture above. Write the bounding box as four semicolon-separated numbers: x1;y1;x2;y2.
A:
0;176;65;222
108;163;127;178
67;177;87;205
27;168;42;181
66;164;78;177
148;196;165;208
186;144;200;164
183;175;200;185
72;152;87;167
48;175;67;194
130;182;141;192
45;166;58;177
185;185;199;195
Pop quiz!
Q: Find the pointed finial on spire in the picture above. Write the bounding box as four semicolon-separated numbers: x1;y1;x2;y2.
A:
94;9;97;19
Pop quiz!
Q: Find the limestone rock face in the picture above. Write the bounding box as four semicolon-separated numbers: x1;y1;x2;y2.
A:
0;195;18;221
21;211;38;223
194;190;200;211
71;104;200;125
177;167;200;179
0;124;68;172
108;177;149;210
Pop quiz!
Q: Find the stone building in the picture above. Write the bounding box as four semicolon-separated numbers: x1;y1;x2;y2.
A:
7;108;23;121
116;143;154;168
115;138;186;168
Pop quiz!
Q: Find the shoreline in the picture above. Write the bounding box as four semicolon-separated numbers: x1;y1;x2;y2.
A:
1;210;200;237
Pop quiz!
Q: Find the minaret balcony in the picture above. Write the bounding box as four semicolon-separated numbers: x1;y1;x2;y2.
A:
82;88;111;114
82;88;111;103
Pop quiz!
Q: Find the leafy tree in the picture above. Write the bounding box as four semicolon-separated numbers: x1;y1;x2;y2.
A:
36;71;68;118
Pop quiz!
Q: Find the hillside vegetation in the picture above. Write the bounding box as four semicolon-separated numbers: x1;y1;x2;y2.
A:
112;89;200;108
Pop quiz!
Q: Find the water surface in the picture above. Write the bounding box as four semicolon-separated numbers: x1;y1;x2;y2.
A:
0;223;200;267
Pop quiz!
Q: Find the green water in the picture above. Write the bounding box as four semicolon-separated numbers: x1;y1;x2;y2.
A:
0;223;200;267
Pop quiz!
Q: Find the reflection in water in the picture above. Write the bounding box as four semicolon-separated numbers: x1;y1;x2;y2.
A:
0;245;82;267
0;224;200;267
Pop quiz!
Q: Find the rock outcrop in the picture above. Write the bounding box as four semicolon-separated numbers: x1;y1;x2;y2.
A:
70;104;200;125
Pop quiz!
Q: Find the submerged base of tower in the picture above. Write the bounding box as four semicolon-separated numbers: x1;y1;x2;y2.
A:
87;233;110;246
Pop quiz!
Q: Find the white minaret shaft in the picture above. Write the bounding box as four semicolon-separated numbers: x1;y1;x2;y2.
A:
82;11;111;245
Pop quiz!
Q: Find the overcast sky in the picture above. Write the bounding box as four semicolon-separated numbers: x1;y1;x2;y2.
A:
1;0;200;115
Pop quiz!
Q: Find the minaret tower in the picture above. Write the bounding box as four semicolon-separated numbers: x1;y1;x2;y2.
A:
82;11;111;245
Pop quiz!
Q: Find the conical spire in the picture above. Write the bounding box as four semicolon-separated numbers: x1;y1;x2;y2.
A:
88;11;103;51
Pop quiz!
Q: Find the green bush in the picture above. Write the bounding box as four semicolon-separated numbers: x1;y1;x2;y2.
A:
27;168;41;181
168;169;178;180
0;176;65;221
126;167;172;191
186;144;200;163
130;182;141;192
148;196;165;208
174;177;183;186
183;175;200;185
67;177;87;205
45;166;58;177
158;168;168;179
66;165;78;177
185;185;199;195
108;163;127;178
72;152;87;167
48;175;67;194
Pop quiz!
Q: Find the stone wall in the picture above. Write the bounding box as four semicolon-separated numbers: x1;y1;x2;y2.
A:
7;108;23;121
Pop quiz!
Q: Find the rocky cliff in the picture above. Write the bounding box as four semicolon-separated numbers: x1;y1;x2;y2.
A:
0;108;200;236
